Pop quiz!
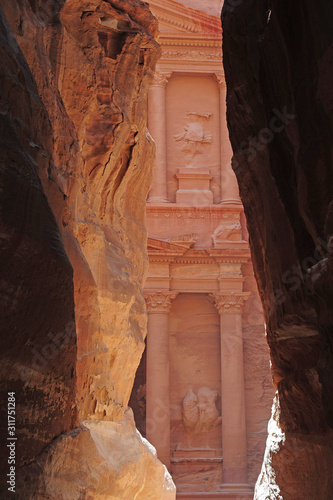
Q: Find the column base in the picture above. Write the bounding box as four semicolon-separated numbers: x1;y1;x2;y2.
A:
219;484;253;496
219;198;242;205
176;484;253;500
147;196;170;204
175;168;213;205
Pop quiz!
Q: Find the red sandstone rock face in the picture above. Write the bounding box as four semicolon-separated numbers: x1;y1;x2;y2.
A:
0;0;175;497
223;1;333;498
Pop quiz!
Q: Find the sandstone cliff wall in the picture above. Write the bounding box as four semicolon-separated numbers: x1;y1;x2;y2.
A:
0;0;175;497
223;1;333;499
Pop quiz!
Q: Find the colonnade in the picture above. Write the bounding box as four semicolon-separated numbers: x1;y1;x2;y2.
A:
144;289;250;490
147;71;241;205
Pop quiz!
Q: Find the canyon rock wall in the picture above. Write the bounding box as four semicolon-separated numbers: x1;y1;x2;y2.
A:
0;0;175;497
222;1;333;499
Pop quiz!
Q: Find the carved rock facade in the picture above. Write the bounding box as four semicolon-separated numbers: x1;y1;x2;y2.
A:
129;1;274;498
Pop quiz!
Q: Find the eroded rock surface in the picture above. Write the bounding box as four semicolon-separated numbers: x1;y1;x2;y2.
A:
0;0;175;497
223;1;333;498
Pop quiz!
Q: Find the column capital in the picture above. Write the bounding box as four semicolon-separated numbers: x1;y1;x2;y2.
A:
210;291;250;315
152;70;172;87
215;72;225;88
144;291;178;313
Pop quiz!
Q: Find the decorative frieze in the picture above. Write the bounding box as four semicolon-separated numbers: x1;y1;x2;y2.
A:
219;263;243;279
210;292;250;315
162;50;222;60
144;291;178;313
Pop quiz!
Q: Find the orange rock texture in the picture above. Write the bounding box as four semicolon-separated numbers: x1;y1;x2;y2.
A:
0;0;175;497
223;1;333;499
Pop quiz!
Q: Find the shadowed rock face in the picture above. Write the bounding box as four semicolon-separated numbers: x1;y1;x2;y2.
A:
0;3;77;470
0;0;175;498
222;1;333;498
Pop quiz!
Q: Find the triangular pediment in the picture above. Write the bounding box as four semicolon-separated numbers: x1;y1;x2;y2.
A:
148;0;221;35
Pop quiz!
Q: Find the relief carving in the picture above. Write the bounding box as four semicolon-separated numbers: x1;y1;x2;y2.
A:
212;221;242;245
182;386;221;435
174;112;212;168
162;50;222;61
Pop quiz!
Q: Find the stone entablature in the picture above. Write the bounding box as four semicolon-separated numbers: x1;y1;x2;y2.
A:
147;206;247;259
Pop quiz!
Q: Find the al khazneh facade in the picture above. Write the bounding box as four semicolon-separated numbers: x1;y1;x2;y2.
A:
129;1;274;498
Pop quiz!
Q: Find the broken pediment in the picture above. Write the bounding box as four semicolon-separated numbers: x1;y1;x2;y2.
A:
147;236;189;253
148;0;221;35
167;233;198;248
148;234;198;253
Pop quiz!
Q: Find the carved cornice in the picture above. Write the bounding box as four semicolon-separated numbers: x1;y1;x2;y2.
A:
152;70;172;86
210;292;250;315
144;291;178;313
173;257;216;264
161;38;221;47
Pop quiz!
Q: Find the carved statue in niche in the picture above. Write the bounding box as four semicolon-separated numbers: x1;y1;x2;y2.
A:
181;386;222;435
174;112;212;168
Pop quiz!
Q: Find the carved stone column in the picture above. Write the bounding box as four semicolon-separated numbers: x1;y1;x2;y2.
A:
211;291;251;492
144;291;178;469
216;74;241;205
147;71;171;203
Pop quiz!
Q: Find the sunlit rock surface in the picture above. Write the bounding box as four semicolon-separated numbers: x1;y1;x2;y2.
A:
223;1;333;498
0;0;175;497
